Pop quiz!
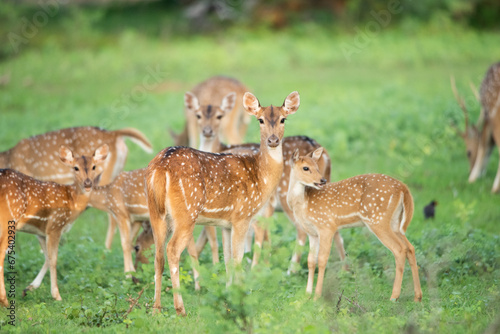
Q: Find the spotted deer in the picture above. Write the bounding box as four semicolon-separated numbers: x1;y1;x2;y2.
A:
0;144;109;307
287;148;422;302
89;168;201;286
0;126;153;249
183;90;346;270
146;91;300;315
170;76;251;148
89;168;149;274
451;62;500;193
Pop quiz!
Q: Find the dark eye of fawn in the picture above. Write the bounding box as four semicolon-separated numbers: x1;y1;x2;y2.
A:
217;115;223;120
259;119;264;124
92;165;96;170
196;115;201;119
280;118;285;124
303;167;309;171
74;166;79;171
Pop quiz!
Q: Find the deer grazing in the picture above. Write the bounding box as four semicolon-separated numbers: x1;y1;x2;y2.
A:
171;76;250;148
287;148;422;302
184;90;346;271
0;144;109;307
146;91;300;315
0;126;153;249
451;62;500;193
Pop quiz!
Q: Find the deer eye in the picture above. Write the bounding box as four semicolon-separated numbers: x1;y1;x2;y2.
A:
196;115;201;119
280;118;285;124
259;119;264;124
303;167;309;171
217;115;223;120
92;165;96;170
74;167;79;171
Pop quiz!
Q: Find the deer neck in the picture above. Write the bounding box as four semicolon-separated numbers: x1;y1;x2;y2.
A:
199;135;221;153
256;142;283;192
67;184;93;212
286;173;307;214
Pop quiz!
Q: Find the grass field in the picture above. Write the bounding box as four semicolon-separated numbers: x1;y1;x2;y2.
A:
0;6;499;333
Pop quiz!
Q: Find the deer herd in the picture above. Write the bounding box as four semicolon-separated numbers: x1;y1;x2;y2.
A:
0;63;498;314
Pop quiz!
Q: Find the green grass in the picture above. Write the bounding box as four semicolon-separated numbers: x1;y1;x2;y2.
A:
0;7;499;333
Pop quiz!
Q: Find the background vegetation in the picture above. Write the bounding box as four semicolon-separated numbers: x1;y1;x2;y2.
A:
0;1;499;333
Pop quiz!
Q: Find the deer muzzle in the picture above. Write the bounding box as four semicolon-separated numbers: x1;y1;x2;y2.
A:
267;135;280;148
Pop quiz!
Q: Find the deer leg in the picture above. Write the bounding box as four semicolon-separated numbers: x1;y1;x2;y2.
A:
251;220;265;268
282;204;307;274
399;234;422;302
222;227;232;286
46;231;63;301
306;235;319;295
315;230;335;299
204;226;219;264
130;221;142;242
105;213;117;250
0;220;11;307
369;223;409;301
230;221;252;285
115;215;135;274
150;212;168;313
333;231;348;271
166;218;196;316
186;237;200;291
24;236;49;294
244;224;253;254
195;227;208;257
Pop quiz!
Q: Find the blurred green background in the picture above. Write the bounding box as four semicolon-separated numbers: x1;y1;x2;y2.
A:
0;1;499;333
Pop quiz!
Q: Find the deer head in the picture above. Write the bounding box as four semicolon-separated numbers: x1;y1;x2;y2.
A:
184;91;236;150
291;147;327;189
59;144;109;192
243;91;300;155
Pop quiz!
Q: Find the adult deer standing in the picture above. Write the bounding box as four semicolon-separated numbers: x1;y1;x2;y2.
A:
0;126;153;248
171;76;250;148
183;90;346;270
146;91;300;315
0;145;109;307
287;148;422;302
451;62;500;193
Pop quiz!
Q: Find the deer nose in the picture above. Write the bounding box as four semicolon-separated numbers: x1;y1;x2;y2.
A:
320;178;327;185
267;135;280;148
83;178;92;189
202;127;213;138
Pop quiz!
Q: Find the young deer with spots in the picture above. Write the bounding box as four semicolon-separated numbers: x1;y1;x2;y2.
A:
451;62;500;193
183;90;346;270
146;91;300;315
0;126;153;249
0;144;109;307
171;76;251;148
287;148;422;302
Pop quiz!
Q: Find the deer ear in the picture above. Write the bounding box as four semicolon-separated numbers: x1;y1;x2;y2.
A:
310;147;324;162
93;144;109;163
59;146;75;166
282;91;300;116
243;92;261;116
220;92;236;115
184;92;200;113
292;149;300;163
